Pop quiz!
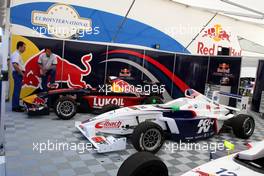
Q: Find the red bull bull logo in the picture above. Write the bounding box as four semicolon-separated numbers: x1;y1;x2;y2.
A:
217;63;230;73
23;50;92;89
197;24;241;56
203;24;230;42
33;97;45;105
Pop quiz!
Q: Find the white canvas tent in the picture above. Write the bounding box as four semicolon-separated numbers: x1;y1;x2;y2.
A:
173;0;264;78
172;0;264;53
172;0;264;26
172;0;264;51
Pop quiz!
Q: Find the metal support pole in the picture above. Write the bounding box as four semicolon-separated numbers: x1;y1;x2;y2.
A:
0;2;10;176
111;0;136;43
184;13;217;52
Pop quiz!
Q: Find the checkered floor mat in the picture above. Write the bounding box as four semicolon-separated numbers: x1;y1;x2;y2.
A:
4;105;264;176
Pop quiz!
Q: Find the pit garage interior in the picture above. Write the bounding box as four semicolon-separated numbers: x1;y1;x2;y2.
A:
0;0;264;176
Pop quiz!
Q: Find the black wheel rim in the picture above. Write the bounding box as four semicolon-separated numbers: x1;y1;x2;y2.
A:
142;129;162;151
59;101;74;117
244;118;254;135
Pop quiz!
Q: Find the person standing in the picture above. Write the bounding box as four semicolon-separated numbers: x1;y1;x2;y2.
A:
38;48;57;91
11;41;26;112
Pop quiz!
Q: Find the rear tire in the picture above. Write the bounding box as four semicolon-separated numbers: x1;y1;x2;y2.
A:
230;114;255;139
117;152;168;176
132;121;165;153
54;97;77;120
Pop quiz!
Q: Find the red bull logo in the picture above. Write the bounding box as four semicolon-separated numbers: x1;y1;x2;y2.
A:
23;50;92;89
111;79;135;93
203;24;230;42
197;24;241;56
33;97;45;105
217;63;230;73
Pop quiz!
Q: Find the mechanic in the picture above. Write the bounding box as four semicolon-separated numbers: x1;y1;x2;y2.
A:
11;41;26;112
38;47;57;91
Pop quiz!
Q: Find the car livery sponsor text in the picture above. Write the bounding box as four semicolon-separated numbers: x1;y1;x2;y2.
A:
95;120;122;129
93;98;124;108
197;119;215;134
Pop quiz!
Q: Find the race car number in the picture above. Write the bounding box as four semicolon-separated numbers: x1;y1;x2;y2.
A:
194;168;237;176
216;168;237;176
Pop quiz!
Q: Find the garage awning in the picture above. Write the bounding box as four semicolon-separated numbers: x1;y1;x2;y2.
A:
238;36;264;54
172;0;264;26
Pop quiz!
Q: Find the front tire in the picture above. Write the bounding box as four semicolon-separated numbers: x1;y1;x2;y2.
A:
54;97;77;120
117;152;168;176
132;121;165;153
230;114;255;139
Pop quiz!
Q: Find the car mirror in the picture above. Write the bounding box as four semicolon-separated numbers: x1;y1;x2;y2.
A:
185;89;192;98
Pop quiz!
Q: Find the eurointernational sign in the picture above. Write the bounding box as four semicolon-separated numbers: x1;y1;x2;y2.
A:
31;4;92;38
10;2;187;52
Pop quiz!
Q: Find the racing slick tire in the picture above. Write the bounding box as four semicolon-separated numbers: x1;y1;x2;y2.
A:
132;121;165;153
230;114;255;139
143;96;163;104
117;152;168;176
54;97;77;120
92;104;120;114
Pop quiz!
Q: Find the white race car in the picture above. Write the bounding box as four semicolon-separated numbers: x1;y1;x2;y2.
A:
117;141;264;176
181;141;264;176
75;89;255;153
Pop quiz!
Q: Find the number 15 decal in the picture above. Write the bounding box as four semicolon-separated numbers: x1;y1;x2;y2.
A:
216;168;238;176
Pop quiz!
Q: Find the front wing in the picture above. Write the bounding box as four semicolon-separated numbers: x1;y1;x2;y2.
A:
75;121;127;153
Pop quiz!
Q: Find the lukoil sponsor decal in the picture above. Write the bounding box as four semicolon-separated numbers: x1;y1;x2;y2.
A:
95;120;122;129
93;98;124;107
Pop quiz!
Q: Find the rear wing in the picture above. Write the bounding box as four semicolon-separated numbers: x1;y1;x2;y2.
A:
212;91;250;112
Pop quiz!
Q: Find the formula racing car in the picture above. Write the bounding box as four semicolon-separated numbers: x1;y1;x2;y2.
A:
23;77;164;120
117;140;264;176
75;89;255;153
